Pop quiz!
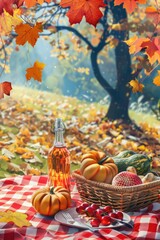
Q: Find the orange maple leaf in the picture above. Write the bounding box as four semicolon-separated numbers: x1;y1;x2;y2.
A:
60;0;106;27
25;0;51;8
0;82;12;99
125;36;147;54
15;22;43;47
114;0;146;14
145;6;160;24
153;71;160;86
25;61;46;82
129;79;144;93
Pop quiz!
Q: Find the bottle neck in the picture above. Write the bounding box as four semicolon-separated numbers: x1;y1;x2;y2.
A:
54;130;65;147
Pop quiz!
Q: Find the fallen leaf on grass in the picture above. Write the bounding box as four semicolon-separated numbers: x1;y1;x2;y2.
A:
0;210;31;227
7;162;24;174
2;148;15;159
14;147;29;154
21;151;34;159
0;155;10;161
24;155;42;164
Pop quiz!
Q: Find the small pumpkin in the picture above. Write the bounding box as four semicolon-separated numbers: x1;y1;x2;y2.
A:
80;150;118;183
31;186;71;216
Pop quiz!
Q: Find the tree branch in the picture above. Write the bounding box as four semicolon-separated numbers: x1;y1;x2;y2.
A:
44;24;94;50
91;50;115;96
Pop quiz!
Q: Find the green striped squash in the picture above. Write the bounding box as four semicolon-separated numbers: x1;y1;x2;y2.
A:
113;153;152;175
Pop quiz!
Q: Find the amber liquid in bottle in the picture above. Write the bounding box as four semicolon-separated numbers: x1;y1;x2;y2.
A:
47;119;70;191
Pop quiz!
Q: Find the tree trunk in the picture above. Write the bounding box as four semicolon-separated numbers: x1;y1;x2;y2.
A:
106;42;132;122
106;2;132;122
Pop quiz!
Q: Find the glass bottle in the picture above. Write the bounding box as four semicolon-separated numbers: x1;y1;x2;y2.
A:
47;118;70;191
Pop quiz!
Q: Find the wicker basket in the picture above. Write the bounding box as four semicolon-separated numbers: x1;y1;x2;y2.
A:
72;170;160;212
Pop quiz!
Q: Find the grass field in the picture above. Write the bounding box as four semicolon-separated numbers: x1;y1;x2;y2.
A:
0;86;159;178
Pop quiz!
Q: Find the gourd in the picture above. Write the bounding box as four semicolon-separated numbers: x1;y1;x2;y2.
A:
112;153;152;175
113;150;136;159
80;150;118;183
126;166;137;174
31;186;71;216
142;173;157;184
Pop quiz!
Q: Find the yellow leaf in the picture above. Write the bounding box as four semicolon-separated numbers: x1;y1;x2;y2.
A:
0;9;22;34
129;79;144;93
0;155;10;162
26;61;46;82
19;127;31;138
153;71;160;86
0;210;31;228
21;151;34;159
14;147;29;155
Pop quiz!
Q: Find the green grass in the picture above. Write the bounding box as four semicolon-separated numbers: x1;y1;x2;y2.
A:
130;111;160;127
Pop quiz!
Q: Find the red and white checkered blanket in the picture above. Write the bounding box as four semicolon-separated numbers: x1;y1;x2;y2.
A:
0;175;160;240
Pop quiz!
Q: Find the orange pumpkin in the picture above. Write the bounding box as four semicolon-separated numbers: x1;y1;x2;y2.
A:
80;150;118;183
31;186;71;216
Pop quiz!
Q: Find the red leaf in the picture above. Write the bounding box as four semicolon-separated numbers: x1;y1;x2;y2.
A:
60;0;106;27
0;82;12;99
0;0;24;16
141;39;159;58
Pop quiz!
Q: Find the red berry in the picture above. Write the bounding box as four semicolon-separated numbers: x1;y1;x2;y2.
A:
109;212;117;219
116;211;123;220
103;206;113;214
81;202;89;209
94;209;104;220
90;218;101;227
90;203;99;210
76;206;85;214
85;206;95;217
101;215;111;226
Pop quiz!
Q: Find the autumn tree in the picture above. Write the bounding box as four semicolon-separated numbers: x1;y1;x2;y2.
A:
0;0;159;123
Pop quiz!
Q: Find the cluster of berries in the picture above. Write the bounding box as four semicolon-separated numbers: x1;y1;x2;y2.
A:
76;202;123;227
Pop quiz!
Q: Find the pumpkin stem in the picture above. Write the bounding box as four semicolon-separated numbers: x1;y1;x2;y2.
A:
50;187;54;194
99;156;109;165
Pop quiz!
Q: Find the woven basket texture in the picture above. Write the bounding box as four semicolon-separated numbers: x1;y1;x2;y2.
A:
72;170;160;212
